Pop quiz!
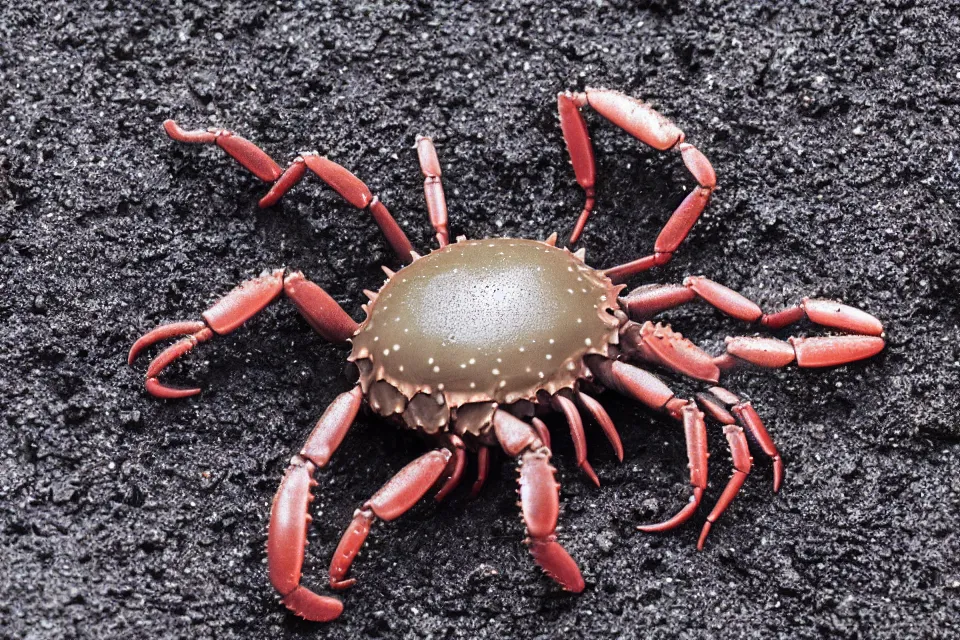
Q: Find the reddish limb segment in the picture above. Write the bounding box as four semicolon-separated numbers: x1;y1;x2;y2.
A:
328;449;452;590
697;422;753;550
551;394;600;487
128;270;358;398
163;120;414;263
434;434;467;502
557;89;715;268
621;279;885;370
577;391;624;462
493;409;584;593
698;387;783;492
471;446;491;497
416;136;449;248
637;401;708;533
267;387;362;622
586;357;709;533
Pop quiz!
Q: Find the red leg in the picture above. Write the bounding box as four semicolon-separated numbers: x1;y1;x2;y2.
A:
620;280;885;371
267;387;362;622
637;401;708;533
577;391;623;462
557;88;715;269
587;357;676;412
416;136;449;248
129;270;358;398
551;394;599;487
518;447;585;593
328;449;452;590
434;435;466;502
697;388;783;493
163;120;282;182
587;358;716;535
697;424;753;550
164;120;414;263
471;446;491;497
623;278;885;336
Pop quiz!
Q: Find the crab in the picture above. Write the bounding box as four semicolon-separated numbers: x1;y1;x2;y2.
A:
129;88;885;622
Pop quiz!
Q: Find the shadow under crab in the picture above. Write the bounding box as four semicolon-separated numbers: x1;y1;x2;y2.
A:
129;88;885;622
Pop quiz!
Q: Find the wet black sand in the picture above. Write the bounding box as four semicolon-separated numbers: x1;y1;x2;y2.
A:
1;1;958;638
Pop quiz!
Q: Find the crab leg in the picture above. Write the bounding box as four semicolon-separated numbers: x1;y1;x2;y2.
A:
698;387;783;492
637;401;708;533
586;357;711;534
620;280;885;371
163;120;414;263
129;270;357;398
267;387;362;622
434;434;467;502
328;449;451;590
493;410;585;593
551;394;600;486
416;136;449;248
471;446;492;497
577;392;624;462
623;279;885;336
557;89;716;266
697;423;753;550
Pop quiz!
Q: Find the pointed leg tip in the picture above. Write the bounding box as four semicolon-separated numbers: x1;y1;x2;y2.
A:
773;462;784;493
581;462;600;487
145;378;202;399
329;577;356;591
529;540;585;594
696;522;712;550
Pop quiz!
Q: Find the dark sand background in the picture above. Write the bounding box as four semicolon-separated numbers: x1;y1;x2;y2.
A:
2;1;958;638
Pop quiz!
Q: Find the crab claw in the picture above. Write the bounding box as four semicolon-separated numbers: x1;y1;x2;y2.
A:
129;321;213;398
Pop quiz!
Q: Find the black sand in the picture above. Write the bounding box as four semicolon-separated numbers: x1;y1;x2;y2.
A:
1;1;958;638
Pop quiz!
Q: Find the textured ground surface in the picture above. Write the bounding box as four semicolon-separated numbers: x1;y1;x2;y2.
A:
2;1;959;638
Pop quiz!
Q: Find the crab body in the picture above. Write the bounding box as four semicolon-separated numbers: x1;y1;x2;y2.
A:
351;238;621;439
130;88;886;624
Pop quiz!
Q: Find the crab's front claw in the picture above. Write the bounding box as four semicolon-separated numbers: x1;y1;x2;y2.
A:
129;321;214;398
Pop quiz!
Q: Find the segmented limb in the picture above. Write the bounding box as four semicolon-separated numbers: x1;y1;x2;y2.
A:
267;387;362;622
551;394;600;486
698;387;783;493
623;279;884;335
637;401;708;533
128;270;357;398
620;279;885;372
163;120;414;262
576;391;623;462
434;435;467;502
697;423;752;550
416;136;449;248
471;446;491;497
586;357;709;534
328;449;452;590
557;89;715;272
493;409;585;592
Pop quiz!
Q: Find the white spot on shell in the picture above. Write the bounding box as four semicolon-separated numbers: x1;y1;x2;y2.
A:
545;354;552;360
383;349;390;356
499;380;507;388
585;338;592;346
433;365;440;373
492;368;500;375
428;358;434;365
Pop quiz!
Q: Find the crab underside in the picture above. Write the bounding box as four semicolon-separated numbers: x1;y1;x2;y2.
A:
129;88;885;622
